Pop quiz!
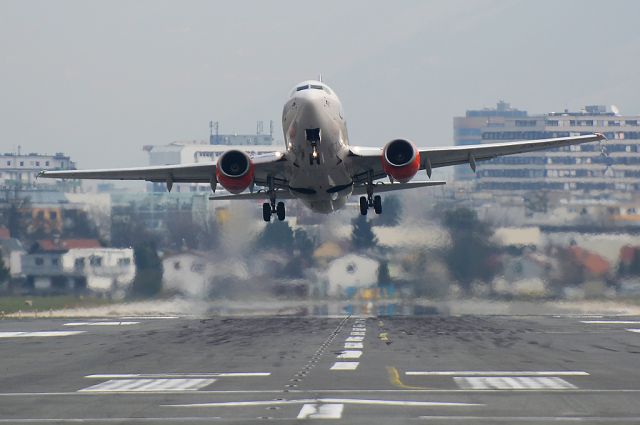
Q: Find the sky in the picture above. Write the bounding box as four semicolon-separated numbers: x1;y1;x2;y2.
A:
1;0;639;169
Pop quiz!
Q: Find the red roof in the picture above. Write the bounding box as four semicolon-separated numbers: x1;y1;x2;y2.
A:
568;246;610;277
36;239;101;251
0;227;9;240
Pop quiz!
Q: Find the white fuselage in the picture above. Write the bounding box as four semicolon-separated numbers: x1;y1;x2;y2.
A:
281;80;354;213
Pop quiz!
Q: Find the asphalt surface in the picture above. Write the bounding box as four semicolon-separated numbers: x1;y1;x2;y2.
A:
2;311;640;424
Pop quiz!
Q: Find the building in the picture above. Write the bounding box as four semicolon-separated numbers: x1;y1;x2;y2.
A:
453;104;640;195
0;151;77;193
453;101;527;182
21;238;134;297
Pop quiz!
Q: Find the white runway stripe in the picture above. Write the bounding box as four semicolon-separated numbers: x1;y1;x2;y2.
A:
344;342;363;349
64;322;140;326
346;336;364;342
79;378;215;392
166;398;482;408
581;321;640;325
406;371;589;376
627;329;640;333
297;403;343;419
86;372;270;379
330;362;359;370
350;331;366;336
337;350;362;359
0;331;85;338
454;376;577;390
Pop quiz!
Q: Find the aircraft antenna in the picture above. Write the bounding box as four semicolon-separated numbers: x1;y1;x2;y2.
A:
318;74;322;82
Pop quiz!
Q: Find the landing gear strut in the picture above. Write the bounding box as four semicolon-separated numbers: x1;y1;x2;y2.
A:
359;170;382;216
262;176;286;222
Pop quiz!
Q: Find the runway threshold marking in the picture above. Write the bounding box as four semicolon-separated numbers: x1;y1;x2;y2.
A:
406;371;589;376
337;350;362;359
387;367;428;390
297;403;344;419
330;362;359;370
346;336;363;342
454;376;577;390
0;331;85;338
79;378;216;392
344;342;363;349
86;373;270;379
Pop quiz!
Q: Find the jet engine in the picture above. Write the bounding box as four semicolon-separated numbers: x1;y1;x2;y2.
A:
215;150;255;194
381;139;420;183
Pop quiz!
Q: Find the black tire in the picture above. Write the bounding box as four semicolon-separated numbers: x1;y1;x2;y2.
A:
373;195;382;214
276;202;286;221
359;196;368;216
262;203;272;222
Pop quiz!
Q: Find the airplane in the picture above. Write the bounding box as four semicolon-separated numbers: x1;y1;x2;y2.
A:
40;80;605;222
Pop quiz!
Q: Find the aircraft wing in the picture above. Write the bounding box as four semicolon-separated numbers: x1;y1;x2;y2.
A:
351;180;445;196
349;133;605;182
38;151;288;189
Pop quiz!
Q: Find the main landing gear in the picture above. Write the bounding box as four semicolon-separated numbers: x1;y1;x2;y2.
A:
359;194;382;216
262;201;285;222
263;176;285;222
359;170;382;216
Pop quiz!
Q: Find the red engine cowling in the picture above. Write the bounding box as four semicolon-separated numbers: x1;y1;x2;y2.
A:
381;139;420;183
215;150;254;194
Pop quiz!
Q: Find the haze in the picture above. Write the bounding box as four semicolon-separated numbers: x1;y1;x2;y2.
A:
1;0;638;168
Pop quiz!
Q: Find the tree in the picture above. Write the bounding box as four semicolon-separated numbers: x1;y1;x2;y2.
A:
0;251;9;283
258;220;294;253
130;241;164;298
375;195;402;226
351;215;378;251
441;207;498;294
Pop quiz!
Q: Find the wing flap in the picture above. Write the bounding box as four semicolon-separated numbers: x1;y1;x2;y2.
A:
352;181;445;196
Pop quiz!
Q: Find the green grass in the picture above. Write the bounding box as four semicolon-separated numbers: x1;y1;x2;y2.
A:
0;295;113;315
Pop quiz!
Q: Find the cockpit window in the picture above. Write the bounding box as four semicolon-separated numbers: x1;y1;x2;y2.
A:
295;84;330;94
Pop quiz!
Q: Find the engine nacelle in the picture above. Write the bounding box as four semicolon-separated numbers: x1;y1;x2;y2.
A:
215;150;254;194
381;139;420;183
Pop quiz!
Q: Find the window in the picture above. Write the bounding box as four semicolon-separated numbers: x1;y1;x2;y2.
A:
35;257;44;266
35;161;40;166
89;256;102;266
51;258;59;266
6;161;10;166
49;211;57;220
75;257;85;267
19;161;24;166
45;161;50;166
117;257;131;267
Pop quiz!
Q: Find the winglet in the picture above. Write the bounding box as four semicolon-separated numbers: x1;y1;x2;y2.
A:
594;132;607;140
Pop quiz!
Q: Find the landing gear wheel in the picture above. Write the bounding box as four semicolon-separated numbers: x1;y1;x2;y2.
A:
262;203;272;222
359;196;368;216
373;195;382;214
276;202;286;221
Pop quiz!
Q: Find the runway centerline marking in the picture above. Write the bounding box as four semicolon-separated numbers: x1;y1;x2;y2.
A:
454;376;577;390
331;362;359;370
79;378;216;392
0;331;85;338
297;403;343;419
581;321;640;325
627;329;640;333
406;371;589;376
85;372;270;379
64;321;140;326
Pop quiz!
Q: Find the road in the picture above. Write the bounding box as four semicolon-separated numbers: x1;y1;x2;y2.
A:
1;311;640;423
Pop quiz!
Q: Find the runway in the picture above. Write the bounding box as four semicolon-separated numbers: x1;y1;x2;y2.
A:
1;312;640;424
